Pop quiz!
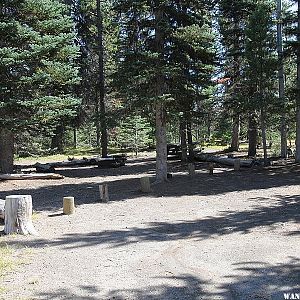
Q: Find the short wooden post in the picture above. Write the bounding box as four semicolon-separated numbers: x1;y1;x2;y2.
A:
208;163;214;175
140;177;151;193
4;195;38;235
99;184;109;202
234;159;241;171
63;197;75;215
188;163;196;177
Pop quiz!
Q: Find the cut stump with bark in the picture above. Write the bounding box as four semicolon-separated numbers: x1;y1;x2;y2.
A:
4;195;38;235
140;177;151;193
0;199;5;220
234;159;241;171
208;163;214;175
99;185;109;203
188;163;196;177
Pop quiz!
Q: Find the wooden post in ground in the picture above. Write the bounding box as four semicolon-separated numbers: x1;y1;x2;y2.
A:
4;195;38;235
140;177;151;193
188;163;196;177
234;159;241;171
63;197;75;215
208;163;214;175
99;184;109;202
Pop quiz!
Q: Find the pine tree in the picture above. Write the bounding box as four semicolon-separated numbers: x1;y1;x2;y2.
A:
244;1;277;164
113;0;215;181
219;0;256;152
0;0;80;173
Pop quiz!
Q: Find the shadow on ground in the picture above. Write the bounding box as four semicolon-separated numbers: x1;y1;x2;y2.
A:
33;259;300;300
222;258;300;300
35;275;209;300
4;193;299;250
0;158;300;213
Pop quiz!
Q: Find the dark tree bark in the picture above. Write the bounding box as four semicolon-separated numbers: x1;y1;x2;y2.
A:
260;109;268;166
180;119;187;162
248;113;258;157
277;0;287;158
0;128;14;174
73;127;77;149
96;0;108;158
51;125;64;153
230;115;240;151
187;119;194;161
296;0;300;162
154;5;168;182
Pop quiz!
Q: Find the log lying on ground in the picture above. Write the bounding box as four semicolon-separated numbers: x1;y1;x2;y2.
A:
195;153;254;168
4;195;38;235
0;173;63;180
0;199;5;219
97;156;126;168
34;155;127;172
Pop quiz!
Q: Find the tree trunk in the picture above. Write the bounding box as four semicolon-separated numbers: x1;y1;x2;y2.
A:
207;113;212;142
96;0;108;158
277;0;287;158
51;125;64;153
187;120;194;161
154;5;168;182
4;195;37;235
180;120;187;162
260;109;268;166
73;127;77;149
230;114;240;151
155;102;168;182
248;113;258;157
296;0;300;162
0;128;14;174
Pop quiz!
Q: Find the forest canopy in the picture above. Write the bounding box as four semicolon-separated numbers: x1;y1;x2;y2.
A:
0;0;300;180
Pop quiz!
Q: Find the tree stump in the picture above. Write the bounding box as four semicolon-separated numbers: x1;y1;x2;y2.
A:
208;163;214;175
63;197;75;215
188;163;196;177
99;184;109;203
140;177;151;193
0;199;5;220
234;159;241;171
4;195;38;235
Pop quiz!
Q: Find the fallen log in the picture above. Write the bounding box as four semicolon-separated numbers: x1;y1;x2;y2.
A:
195;153;254;168
97;157;126;168
34;155;127;172
0;173;64;180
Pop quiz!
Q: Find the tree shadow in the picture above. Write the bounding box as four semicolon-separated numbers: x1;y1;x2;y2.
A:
34;275;208;300
219;258;300;300
1;159;300;213
4;193;298;250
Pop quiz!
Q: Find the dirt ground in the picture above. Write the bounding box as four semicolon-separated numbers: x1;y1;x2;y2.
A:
0;156;299;300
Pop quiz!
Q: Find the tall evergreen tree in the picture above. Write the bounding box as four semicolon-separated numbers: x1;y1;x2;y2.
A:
244;1;277;164
219;0;256;153
0;0;80;173
113;0;215;181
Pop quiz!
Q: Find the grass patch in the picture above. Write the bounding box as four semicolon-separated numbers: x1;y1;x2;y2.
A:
0;243;13;294
0;244;13;278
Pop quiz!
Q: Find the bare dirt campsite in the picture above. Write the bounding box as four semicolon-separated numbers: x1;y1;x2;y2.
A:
0;155;299;300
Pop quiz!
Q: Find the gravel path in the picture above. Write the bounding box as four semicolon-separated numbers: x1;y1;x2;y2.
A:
0;157;299;300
